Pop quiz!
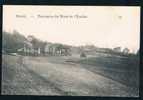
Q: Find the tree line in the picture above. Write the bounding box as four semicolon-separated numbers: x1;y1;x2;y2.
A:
2;30;71;56
2;30;139;57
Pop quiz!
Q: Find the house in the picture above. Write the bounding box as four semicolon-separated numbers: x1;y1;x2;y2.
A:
123;48;130;54
17;40;41;56
113;47;121;52
44;43;55;55
17;40;33;55
44;43;71;56
23;41;33;53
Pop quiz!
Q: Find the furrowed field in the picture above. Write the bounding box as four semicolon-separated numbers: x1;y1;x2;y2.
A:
2;52;139;96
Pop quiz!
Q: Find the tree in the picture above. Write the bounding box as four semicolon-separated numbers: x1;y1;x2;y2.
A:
27;35;47;55
29;36;40;49
80;52;86;58
2;31;26;53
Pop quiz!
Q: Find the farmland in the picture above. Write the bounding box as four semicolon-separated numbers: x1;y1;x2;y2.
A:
1;53;139;96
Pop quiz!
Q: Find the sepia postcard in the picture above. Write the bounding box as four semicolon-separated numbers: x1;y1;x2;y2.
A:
2;5;140;97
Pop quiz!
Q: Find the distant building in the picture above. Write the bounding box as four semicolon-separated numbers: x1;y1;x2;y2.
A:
23;41;33;53
44;43;71;56
17;40;41;55
27;35;34;42
83;45;96;52
123;48;130;54
113;47;121;52
44;43;55;55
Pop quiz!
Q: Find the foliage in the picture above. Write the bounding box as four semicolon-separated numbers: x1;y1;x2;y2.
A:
2;31;27;53
2;30;70;55
80;52;86;58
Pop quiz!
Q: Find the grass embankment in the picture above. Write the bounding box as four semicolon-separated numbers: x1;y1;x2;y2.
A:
77;54;139;89
1;54;63;95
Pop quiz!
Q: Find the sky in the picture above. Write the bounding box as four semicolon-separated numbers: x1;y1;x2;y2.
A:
3;5;140;53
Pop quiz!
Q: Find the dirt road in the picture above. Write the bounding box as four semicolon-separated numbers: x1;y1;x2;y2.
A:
2;55;139;96
23;56;138;96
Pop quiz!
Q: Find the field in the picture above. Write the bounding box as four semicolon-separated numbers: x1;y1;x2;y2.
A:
1;53;139;96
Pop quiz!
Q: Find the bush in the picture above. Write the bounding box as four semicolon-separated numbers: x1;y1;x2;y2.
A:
80;52;86;58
